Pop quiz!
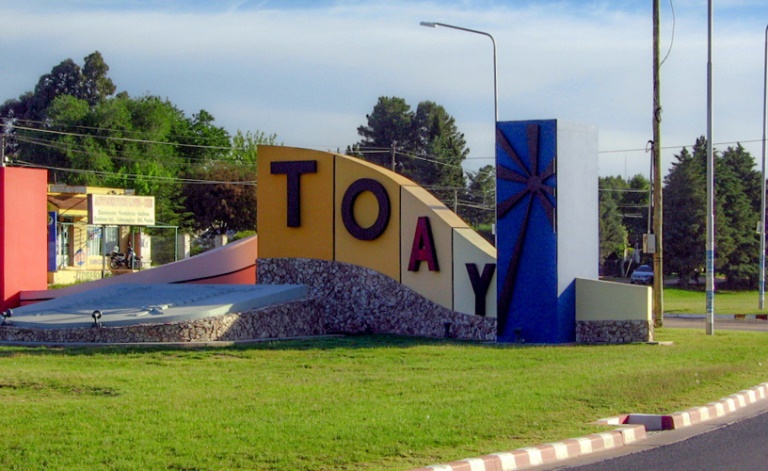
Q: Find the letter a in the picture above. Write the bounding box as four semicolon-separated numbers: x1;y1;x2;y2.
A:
408;216;439;272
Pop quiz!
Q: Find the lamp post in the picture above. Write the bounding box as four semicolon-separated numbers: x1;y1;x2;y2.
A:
420;21;499;245
760;23;768;310
419;21;498;122
705;0;715;335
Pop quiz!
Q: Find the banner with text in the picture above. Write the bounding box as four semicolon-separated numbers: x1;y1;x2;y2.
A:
87;194;156;225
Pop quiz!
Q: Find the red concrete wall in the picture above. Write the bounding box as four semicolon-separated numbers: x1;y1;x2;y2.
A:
0;167;48;310
20;235;258;305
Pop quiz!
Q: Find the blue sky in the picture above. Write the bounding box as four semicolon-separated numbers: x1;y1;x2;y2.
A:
2;0;768;178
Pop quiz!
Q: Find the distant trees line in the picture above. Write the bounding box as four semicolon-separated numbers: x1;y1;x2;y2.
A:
600;138;763;290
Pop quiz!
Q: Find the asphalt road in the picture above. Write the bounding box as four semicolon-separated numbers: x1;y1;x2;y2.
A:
532;317;768;470
663;315;768;332
547;406;768;470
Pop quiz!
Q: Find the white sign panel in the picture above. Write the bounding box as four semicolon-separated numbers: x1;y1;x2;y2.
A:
88;194;156;225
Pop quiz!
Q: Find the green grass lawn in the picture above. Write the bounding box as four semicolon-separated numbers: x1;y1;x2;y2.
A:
2;329;768;470
665;287;768;315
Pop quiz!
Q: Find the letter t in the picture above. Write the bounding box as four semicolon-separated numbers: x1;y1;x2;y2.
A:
270;160;317;227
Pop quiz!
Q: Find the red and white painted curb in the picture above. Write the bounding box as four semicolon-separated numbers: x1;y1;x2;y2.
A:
411;382;768;471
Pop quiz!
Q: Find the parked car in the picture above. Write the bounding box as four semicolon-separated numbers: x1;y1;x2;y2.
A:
630;264;654;284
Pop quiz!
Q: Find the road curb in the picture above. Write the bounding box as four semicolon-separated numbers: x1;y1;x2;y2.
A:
658;381;768;430
410;382;768;471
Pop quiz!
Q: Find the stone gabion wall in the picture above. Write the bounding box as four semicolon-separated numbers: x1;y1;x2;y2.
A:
2;258;497;345
575;320;652;344
258;258;497;341
0;298;324;344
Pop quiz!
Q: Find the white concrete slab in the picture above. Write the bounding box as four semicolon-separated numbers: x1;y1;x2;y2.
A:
5;284;307;329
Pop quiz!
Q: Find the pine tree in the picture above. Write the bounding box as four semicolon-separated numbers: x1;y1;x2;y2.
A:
663;142;707;289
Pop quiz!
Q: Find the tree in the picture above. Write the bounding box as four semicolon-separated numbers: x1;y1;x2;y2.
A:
408;101;467;189
42;93;192;225
463;165;495;241
623;174;651;248
352;96;413;169
228;130;276;165
2;52;280;237
1;51;116;160
81;51;116;106
182;130;278;234
350;96;469;214
598;176;629;268
663;137;764;289
663;142;707;289
717;144;761;288
182;162;257;234
1;51;115;125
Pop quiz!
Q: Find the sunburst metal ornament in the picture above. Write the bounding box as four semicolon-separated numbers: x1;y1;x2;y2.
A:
495;122;557;341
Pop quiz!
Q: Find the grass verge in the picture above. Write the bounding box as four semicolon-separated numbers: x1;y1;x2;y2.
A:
665;287;768;315
1;329;767;470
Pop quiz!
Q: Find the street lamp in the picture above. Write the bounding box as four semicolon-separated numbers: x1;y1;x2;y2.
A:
420;21;499;245
419;21;498;122
760;24;768;310
705;0;715;335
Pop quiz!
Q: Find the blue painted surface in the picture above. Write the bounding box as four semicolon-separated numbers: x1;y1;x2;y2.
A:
496;120;560;343
47;211;57;272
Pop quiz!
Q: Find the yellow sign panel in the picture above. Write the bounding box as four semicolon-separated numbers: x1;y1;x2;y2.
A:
400;186;466;310
257;147;334;260
334;155;412;281
87;194;155;225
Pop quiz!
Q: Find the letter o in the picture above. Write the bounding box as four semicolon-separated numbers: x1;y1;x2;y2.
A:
341;178;390;241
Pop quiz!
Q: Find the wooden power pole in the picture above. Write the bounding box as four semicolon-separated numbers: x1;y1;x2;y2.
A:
652;0;664;328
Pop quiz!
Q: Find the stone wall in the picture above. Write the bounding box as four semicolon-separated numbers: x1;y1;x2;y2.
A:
258;258;496;341
3;258;655;345
0;258;496;344
575;320;653;344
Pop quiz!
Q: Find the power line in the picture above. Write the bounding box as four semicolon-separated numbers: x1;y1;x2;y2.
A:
14;134;233;167
12;124;235;151
12;121;765;163
13;160;256;186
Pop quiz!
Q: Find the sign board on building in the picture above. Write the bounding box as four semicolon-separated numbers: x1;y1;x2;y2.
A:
87;194;155;225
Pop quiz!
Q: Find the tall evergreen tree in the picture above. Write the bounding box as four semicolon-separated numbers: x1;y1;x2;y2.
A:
352;96;413;170
661;137;760;289
717;144;761;288
663;141;707;288
350;96;469;213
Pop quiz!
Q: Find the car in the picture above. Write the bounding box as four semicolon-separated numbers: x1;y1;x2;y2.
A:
630;264;654;284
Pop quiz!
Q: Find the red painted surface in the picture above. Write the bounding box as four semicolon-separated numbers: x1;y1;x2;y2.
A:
0;168;48;310
19;235;258;305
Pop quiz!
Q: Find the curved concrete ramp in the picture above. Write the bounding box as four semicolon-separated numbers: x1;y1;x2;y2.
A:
10;283;305;330
21;236;258;305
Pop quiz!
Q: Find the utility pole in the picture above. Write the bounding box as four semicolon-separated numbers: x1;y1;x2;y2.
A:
652;0;664;328
760;24;768;309
390;141;397;172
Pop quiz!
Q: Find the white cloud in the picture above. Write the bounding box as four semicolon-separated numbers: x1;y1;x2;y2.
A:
1;0;767;177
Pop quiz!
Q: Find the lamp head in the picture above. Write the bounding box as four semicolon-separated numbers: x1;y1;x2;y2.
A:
420;21;437;28
91;310;102;328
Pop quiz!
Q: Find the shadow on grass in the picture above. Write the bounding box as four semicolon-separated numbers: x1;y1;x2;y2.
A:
0;334;501;357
